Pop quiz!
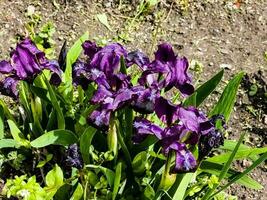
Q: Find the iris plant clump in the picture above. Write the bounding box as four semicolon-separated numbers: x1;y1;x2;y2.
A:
72;41;224;173
0;35;265;200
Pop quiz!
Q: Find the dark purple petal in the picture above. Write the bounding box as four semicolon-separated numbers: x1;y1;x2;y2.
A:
0;60;13;74
111;88;133;111
72;61;92;89
0;76;19;98
155;97;180;126
87;109;111;130
177;106;200;132
133;118;163;143
91;85;113;104
155;43;176;63
126;50;150;70
45;60;62;86
163;57;194;96
11;38;46;80
173;147;197;173
91;43;127;77
110;73;131;90
58;41;67;71
82;41;100;59
131;86;160;114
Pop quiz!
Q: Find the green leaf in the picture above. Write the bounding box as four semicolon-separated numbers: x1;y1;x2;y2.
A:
220;139;258;161
210;152;267;198
209;72;244;121
7;120;30;147
112;162;122;200
183;92;197;107
19;81;31;119
45;164;64;199
132;151;147;174
80;126;97;164
206;146;267;164
0;105;4;139
185;70;224;107
44;76;65;129
65;32;89;83
96;13;112;31
167;173;194;200
200;161;263;190
30;85;50;102
0;99;15;121
202;133;245;200
30;129;78;148
70;183;83;200
0;139;19;148
85;164;115;187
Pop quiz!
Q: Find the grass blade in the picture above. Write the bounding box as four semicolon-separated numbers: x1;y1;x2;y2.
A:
211;152;267;198
112;162;122;200
202;133;245;200
0;105;4;139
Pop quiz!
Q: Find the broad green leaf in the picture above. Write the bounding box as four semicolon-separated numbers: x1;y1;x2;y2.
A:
64;32;89;83
30;129;77;148
0;105;4;139
70;183;83;200
185;69;224;107
45;164;64;199
168;173;194;200
85;164;115;187
0;139;19;148
112;162;122;200
0;99;15;122
183;92;197;107
19;81;31;119
80;126;96;164
96;13;112;31
206;146;267;164
200;161;263;190
132;151;147;174
44;76;65;129
210;152;267;198
30;85;50;102
7;120;30;147
209;72;244;121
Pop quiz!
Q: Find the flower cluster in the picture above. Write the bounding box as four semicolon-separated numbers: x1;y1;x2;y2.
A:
73;41;225;172
0;38;62;98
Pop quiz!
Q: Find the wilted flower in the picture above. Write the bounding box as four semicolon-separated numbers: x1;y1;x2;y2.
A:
65;144;83;169
126;50;150;70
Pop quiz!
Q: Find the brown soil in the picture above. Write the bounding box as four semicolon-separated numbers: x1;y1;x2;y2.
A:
0;0;266;199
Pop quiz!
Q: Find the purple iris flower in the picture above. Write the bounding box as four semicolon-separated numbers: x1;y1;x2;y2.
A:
139;43;194;96
82;41;100;59
0;76;19;98
90;43;127;78
0;39;62;98
87;109;111;130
